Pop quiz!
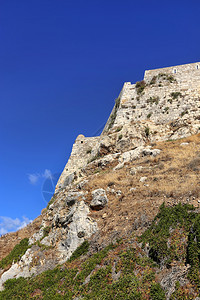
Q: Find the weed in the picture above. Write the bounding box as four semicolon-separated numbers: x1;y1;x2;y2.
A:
171;92;182;99
145;126;150;137
136;80;146;94
86;149;92;154
147;113;152;119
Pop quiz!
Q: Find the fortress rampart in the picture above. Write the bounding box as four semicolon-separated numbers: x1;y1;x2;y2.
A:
109;62;200;128
56;62;200;191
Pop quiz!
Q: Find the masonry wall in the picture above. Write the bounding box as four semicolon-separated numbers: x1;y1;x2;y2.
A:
144;62;200;88
56;134;100;190
110;62;200;128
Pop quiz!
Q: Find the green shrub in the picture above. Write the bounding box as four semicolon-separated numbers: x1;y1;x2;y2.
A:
140;203;196;266
136;80;146;94
150;283;166;300
147;113;152;119
47;195;56;209
68;240;90;262
171;92;182;99
181;110;188;117
145;126;150;137
168;98;173;104
147;96;159;105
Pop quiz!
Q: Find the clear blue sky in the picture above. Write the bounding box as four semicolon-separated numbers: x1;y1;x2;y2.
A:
0;0;200;233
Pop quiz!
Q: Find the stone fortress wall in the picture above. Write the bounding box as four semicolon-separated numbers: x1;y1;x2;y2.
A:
144;62;200;85
56;134;100;190
56;62;200;191
112;62;200;127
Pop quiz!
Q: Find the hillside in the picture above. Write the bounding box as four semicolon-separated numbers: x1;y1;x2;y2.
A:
1;62;200;299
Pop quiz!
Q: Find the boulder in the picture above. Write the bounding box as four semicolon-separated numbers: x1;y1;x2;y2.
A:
90;189;108;210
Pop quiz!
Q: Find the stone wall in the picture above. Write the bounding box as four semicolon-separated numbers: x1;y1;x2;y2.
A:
110;62;200;128
144;62;200;87
56;134;100;190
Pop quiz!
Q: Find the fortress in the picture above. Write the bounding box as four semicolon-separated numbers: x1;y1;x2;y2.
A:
104;61;200;129
3;62;200;296
56;62;200;190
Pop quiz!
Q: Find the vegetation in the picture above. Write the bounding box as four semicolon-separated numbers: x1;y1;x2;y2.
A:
171;92;182;99
140;203;197;265
86;148;92;154
147;96;159;105
0;239;165;300
115;126;122;132
147;112;152;119
150;73;176;85
0;238;30;269
136;80;146;94
68;240;90;262
3;203;200;298
42;226;51;238
47;195;56;209
145;126;150;137
181;110;188;117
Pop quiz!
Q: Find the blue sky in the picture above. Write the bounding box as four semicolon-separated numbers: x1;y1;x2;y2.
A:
1;0;200;234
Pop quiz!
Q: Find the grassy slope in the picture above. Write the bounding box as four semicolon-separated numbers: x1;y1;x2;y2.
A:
1;203;200;299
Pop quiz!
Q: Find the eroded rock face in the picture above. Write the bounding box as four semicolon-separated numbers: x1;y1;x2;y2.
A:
0;190;98;290
90;189;108;210
58;200;98;263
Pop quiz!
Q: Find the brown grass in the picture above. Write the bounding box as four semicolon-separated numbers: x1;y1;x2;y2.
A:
2;133;200;258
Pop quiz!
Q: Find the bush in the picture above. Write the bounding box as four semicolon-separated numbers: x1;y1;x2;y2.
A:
150;283;166;299
171;92;182;99
136;80;146;94
147;113;152;119
68;240;90;262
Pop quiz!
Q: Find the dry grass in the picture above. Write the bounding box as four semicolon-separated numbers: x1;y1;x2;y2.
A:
2;133;200;259
83;133;200;244
0;215;42;261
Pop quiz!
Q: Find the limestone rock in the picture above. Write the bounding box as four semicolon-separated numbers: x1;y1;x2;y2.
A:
58;200;98;263
90;189;108;210
140;176;147;182
160;265;190;299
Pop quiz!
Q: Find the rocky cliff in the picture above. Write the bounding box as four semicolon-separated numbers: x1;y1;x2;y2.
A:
1;62;200;299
